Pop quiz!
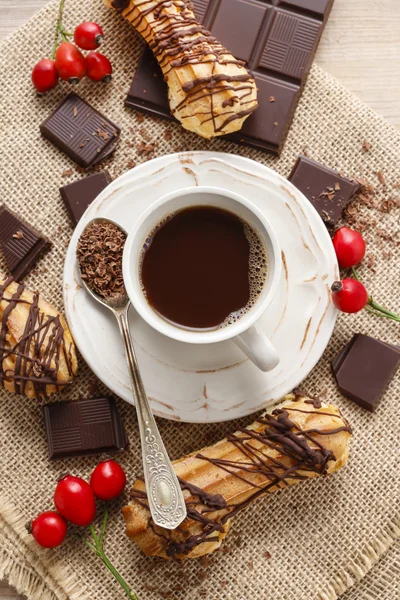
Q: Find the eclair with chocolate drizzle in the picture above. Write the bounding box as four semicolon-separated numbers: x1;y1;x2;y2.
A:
123;396;351;559
0;274;78;400
105;0;258;139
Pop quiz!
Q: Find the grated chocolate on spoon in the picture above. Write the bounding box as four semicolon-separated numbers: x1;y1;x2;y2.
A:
77;221;126;299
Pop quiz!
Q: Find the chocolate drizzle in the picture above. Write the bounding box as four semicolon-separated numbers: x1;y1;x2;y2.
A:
305;397;323;409
111;0;131;10
110;0;258;134
0;276;75;399
128;404;351;558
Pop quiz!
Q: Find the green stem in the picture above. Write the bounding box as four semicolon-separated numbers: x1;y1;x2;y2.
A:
364;305;388;319
99;503;109;545
351;267;400;323
89;524;100;549
96;549;138;600
81;509;138;600
368;298;400;322
51;0;66;59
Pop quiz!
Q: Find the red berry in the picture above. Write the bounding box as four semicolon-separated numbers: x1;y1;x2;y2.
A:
332;227;366;268
74;22;104;50
55;42;86;84
90;460;126;500
32;59;58;93
31;511;67;548
86;52;112;83
54;475;96;527
331;279;368;313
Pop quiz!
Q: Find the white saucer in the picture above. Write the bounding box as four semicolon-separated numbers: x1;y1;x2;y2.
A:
63;152;339;423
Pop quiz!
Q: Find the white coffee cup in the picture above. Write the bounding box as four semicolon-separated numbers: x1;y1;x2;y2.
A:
122;186;281;372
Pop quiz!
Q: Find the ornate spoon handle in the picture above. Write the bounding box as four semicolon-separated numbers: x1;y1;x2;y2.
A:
116;307;187;530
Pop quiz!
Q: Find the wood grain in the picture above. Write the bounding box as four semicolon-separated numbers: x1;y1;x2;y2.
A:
0;0;398;598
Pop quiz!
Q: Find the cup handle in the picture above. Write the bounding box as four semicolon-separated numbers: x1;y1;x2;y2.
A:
233;324;279;372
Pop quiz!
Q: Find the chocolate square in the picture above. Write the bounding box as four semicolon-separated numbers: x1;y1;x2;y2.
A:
43;397;128;460
40;93;120;169
277;0;332;18
211;0;269;63
332;334;400;412
259;9;321;81
0;205;52;280
288;155;361;227
60;171;112;227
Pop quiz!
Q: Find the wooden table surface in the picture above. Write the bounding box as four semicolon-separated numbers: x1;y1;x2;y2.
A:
0;0;399;598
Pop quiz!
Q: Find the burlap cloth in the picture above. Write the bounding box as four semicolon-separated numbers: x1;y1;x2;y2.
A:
0;1;399;599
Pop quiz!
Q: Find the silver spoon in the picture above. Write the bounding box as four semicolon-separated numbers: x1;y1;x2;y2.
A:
77;218;187;530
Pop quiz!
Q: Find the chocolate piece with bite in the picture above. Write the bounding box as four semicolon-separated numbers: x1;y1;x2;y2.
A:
332;334;400;412
43;397;128;460
60;170;112;226
0;205;52;280
40;93;120;169
288;156;361;227
124;0;334;155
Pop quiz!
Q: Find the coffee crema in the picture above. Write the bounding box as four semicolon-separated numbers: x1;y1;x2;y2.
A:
139;206;268;330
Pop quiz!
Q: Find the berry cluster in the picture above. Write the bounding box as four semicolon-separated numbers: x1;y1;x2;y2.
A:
31;459;126;548
30;460;137;597
32;3;112;94
330;227;399;322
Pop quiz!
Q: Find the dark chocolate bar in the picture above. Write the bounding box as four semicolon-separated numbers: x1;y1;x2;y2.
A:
40;93;120;169
60;170;112;226
125;0;334;155
0;204;52;280
332;334;400;412
43;397;128;460
288;155;361;227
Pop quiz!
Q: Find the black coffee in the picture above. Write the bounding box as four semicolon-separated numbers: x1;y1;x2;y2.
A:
140;206;268;330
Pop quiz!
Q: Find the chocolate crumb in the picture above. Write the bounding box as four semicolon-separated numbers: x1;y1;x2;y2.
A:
382;249;393;260
12;230;24;239
220;581;228;589
366;254;376;272
88;379;100;396
138;127;151;142
198;570;208;581
97;129;110;140
264;551;272;559
269;96;275;102
362;140;372;152
164;129;172;141
248;560;254;571
136;113;145;123
375;171;386;186
379;199;396;213
136;141;158;156
199;556;210;568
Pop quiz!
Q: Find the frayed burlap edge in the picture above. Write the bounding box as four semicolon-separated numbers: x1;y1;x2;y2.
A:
1;493;399;600
318;518;400;600
0;494;89;600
